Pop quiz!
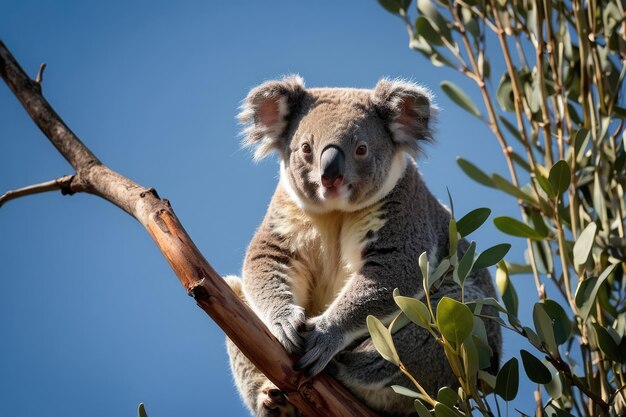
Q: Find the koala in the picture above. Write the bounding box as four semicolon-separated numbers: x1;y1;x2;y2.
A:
225;76;501;417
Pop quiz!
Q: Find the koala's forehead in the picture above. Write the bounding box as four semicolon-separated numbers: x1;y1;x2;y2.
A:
293;88;381;140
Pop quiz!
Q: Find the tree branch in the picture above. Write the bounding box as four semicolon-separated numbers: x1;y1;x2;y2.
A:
0;175;74;207
0;40;379;417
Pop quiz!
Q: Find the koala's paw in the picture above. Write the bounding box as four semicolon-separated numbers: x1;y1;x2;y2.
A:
256;386;301;417
294;317;344;377
267;305;306;355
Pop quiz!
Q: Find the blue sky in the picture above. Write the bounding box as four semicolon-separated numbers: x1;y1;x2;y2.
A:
1;1;539;416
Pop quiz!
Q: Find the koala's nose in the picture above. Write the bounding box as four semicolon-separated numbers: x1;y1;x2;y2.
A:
320;145;345;188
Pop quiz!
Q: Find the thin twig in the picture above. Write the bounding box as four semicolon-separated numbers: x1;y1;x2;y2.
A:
0;175;74;208
35;62;46;85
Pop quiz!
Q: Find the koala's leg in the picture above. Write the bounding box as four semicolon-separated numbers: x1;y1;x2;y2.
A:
224;275;302;417
226;338;301;417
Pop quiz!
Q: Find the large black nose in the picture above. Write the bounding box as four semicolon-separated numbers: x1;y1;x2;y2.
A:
320;146;345;188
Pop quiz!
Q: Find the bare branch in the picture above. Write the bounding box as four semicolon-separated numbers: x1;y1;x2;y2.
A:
0;40;379;417
0;175;74;208
35;62;46;85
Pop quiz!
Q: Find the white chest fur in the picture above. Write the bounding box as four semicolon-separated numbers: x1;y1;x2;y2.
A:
269;197;387;316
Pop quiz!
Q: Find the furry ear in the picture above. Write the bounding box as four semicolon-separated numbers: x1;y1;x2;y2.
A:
239;75;306;160
372;79;436;155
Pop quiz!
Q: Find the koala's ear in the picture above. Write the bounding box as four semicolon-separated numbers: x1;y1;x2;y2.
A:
372;79;436;155
239;75;306;161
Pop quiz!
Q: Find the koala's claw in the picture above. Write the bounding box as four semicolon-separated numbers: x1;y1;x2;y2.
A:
294;319;343;377
258;386;301;417
268;306;306;355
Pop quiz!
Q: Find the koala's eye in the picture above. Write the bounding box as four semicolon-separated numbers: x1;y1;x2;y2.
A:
355;143;368;157
301;143;312;154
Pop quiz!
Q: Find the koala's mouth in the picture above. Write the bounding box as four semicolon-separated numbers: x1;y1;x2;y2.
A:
319;183;351;200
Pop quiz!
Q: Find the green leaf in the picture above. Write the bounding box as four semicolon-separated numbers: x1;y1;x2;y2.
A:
495;358;519;401
378;0;411;15
491;174;537;204
417;0;452;41
496;74;515;112
395;295;431;329
419;251;430;289
414;400;433;417
456;157;495;187
535;170;556;198
415;17;444;46
496;264;518;317
456;241;476;284
436;297;474;344
494;216;545;240
456;208;491;237
543;361;562;399
473;244;511;270
441;81;482;118
573;223;597;266
392;385;427;399
548;160;571;196
533;303;558;356
367;315;400;365
437;386;459;407
448;218;458;256
520;349;552;384
434;402;463;417
575;263;618;320
430;258;451;288
543;300;571;345
138;403;148;417
592;323;620;361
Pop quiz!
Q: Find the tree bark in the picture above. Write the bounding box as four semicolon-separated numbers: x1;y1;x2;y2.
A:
0;40;379;417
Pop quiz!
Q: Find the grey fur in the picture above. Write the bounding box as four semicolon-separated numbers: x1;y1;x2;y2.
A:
227;77;501;417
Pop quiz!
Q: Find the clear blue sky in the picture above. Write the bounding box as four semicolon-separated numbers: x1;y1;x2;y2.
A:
1;1;538;416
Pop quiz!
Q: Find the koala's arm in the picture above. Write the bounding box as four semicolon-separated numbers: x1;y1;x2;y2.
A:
295;212;427;376
242;222;305;355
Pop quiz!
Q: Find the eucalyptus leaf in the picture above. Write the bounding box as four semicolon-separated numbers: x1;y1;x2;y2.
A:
414;399;433;417
520;349;552;384
395;295;432;329
378;0;412;15
533;303;558;357
575;263;618;320
415;17;444;46
138;403;148;417
437;386;459;407
496;265;518;317
456;208;491;237
457;241;476;284
441;81;482;118
543;300;571;345
434;402;463;417
437;297;474;344
495;358;519;401
573;223;597;266
548;160;571;196
367;315;400;365
491;174;538;204
456;157;495;187
449;218;458;256
592;323;620;361
473;244;511;270
494;216;545;240
392;385;427;399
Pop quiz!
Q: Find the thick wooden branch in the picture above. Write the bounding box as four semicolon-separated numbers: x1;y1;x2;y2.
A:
0;40;379;417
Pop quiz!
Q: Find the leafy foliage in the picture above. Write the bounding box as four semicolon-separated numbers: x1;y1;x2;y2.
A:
375;0;626;415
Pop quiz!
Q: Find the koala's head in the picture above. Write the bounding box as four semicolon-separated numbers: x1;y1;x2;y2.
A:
239;76;435;213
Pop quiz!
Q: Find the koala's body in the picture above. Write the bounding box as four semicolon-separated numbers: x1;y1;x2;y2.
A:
226;76;501;417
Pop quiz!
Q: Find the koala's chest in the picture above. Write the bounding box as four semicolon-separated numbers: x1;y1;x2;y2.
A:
274;204;387;316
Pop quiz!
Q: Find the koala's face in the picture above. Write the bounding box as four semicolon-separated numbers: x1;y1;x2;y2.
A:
240;77;434;213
